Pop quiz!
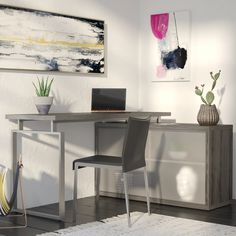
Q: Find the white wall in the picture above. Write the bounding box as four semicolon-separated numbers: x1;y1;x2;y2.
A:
1;0;236;208
0;0;140;207
139;0;236;197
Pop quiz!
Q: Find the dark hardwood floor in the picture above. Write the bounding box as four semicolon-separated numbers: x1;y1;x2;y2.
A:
1;197;236;236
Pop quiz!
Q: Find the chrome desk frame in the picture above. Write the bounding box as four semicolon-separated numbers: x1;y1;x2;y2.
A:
6;112;171;221
12;121;65;221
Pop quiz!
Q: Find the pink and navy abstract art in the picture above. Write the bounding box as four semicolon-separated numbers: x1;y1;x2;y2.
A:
150;11;190;81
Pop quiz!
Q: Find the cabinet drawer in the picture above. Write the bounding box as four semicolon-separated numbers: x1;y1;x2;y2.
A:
147;161;206;204
149;130;206;164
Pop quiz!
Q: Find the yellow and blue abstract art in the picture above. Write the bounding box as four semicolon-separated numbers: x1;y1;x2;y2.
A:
0;5;105;73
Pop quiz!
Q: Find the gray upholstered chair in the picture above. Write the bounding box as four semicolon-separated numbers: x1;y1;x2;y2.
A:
72;116;151;227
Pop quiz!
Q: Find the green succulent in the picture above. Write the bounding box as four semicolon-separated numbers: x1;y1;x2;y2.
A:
195;70;221;105
33;76;54;96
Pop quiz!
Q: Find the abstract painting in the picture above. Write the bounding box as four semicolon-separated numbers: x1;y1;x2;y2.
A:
150;11;190;81
0;5;104;73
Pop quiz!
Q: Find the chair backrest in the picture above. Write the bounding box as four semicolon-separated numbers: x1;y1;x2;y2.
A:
122;116;150;172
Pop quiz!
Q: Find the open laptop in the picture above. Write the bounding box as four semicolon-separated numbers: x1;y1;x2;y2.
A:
91;88;126;112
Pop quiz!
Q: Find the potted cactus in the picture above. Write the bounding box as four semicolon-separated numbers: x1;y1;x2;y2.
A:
33;76;54;115
195;70;221;125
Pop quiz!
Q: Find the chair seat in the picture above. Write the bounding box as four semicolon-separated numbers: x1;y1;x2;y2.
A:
73;155;123;169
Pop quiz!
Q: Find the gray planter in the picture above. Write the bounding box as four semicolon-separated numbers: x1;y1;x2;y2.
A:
197;104;219;126
34;96;53;115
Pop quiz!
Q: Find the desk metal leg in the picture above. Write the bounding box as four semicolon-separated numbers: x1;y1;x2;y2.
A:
12;121;23;209
94;124;100;201
95;168;100;201
12;130;65;221
73;163;78;222
59;132;65;220
12;131;18;210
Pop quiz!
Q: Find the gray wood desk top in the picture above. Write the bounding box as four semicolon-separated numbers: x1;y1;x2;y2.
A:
6;111;171;123
96;122;233;130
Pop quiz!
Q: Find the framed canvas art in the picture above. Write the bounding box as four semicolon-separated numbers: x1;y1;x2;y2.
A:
0;5;105;74
150;11;190;82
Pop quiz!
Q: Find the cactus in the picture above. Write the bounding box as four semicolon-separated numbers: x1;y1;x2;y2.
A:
195;70;221;105
33;76;54;97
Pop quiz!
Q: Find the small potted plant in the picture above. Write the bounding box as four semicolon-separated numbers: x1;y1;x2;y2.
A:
33;76;54;115
195;70;221;125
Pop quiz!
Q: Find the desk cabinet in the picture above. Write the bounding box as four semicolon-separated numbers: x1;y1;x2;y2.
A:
95;123;233;210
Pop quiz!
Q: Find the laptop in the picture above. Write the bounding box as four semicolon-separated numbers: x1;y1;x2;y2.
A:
91;88;126;112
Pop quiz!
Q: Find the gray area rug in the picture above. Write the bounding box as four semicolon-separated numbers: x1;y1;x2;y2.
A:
38;212;236;236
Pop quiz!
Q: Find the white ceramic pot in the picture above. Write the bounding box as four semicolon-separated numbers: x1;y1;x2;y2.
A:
34;96;53;115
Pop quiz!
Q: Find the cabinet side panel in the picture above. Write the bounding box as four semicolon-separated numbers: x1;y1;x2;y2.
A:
210;127;232;207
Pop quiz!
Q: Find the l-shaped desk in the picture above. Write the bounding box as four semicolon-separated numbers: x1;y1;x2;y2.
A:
6;111;171;221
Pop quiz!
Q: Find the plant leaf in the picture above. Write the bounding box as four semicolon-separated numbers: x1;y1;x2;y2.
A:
34;76;54;96
44;76;49;96
211;80;216;91
214;71;221;80
210;72;215;80
206;91;214;105
32;82;40;96
201;96;207;105
37;77;42;96
41;78;45;95
46;78;54;96
38;77;44;96
195;88;202;96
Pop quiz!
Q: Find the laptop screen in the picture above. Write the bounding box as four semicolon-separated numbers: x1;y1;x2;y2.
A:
91;88;126;111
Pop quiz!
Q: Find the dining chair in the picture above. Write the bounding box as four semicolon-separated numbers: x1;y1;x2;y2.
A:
72;116;151;227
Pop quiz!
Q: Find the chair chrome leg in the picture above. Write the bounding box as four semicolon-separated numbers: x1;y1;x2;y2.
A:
73;163;78;222
144;167;150;215
123;173;131;227
95;168;100;202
